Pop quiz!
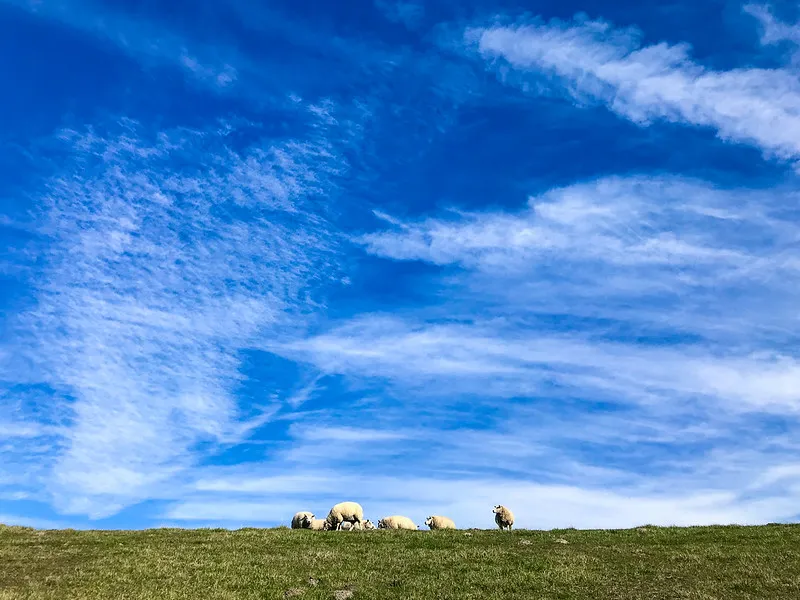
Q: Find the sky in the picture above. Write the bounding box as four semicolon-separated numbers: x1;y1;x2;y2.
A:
1;0;800;531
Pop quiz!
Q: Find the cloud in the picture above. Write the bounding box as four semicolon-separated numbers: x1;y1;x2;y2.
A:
466;13;800;165
3;0;239;90
357;176;800;347
254;170;800;530
745;4;800;50
168;470;800;529
0;514;78;529
0;102;359;518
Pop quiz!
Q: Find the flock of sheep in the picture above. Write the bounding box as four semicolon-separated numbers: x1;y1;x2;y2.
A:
291;501;515;532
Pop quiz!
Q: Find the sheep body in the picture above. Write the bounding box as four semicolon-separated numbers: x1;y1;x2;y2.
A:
291;511;315;529
493;505;515;530
324;501;364;530
307;518;327;531
377;515;418;530
425;515;456;530
339;521;354;531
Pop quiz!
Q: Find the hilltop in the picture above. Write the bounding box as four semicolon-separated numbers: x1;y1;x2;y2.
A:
2;523;799;599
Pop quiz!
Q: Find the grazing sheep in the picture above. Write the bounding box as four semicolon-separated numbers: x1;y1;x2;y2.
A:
377;515;418;530
493;505;514;530
325;501;364;531
339;521;354;531
292;511;315;529
425;515;456;530
307;518;327;531
348;520;375;531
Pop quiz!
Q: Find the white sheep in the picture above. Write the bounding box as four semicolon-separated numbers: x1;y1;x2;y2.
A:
291;511;315;529
339;521;354;531
425;515;456;530
348;520;375;531
493;505;514;530
324;501;364;530
307;518;327;531
377;515;418;530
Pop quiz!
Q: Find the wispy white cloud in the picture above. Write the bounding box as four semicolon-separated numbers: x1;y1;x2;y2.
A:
281;315;800;413
357;176;800;348
745;4;800;50
0;514;78;530
466;13;800;165
168;469;800;529
3;0;239;90
255;169;800;529
0;102;359;518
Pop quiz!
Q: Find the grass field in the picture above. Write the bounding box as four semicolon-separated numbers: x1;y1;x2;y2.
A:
2;523;799;599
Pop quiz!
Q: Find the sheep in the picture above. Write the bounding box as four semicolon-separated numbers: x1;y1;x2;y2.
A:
493;505;514;530
307;518;327;531
339;521;354;531
377;515;418;530
348;520;375;531
425;515;456;530
291;511;315;529
324;501;364;531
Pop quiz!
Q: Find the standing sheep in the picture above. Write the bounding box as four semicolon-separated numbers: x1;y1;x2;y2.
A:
324;501;364;530
291;511;315;529
377;515;418;530
307;518;327;531
493;505;514;530
425;515;456;530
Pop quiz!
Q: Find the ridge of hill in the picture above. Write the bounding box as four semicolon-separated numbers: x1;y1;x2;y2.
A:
2;523;799;599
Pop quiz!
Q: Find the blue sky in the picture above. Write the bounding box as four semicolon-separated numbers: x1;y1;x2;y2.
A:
1;0;800;530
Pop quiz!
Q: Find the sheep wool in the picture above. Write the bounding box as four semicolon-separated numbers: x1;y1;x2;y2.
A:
324;501;364;530
425;515;456;530
308;518;327;531
362;520;376;530
492;505;514;530
377;515;418;530
291;511;315;529
339;521;354;531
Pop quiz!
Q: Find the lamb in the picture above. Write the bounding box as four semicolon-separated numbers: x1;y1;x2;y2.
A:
291;511;315;529
493;505;514;530
348;520;367;531
348;520;374;531
307;518;327;531
324;501;364;531
377;515;418;530
339;521;354;531
425;515;456;530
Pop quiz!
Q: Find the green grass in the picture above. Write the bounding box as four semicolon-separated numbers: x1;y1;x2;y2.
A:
2;524;799;599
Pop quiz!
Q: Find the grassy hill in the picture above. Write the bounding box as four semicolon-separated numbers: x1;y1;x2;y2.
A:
2;523;799;599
